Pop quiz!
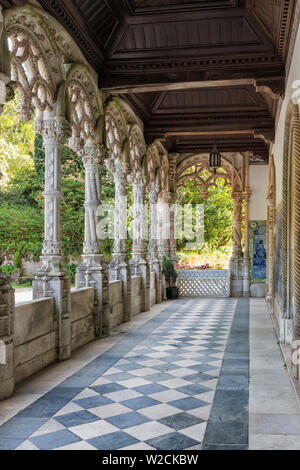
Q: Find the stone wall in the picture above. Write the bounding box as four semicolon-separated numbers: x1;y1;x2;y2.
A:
3;271;164;400
14;298;56;384
109;280;124;329
131;276;142;317
71;288;95;352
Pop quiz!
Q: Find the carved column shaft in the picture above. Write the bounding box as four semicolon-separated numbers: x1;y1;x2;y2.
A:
36;118;71;273
148;182;163;304
131;173;146;259
158;191;171;259
130;172;150;312
106;159;131;321
113;163;128;263
81;145;103;257
76;144;110;337
232;192;244;258
33;118;72;361
230;191;244;297
149;182;159;261
169;193;177;262
0;8;16;400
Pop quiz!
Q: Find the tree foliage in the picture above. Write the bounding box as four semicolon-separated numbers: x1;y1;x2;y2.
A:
177;178;234;256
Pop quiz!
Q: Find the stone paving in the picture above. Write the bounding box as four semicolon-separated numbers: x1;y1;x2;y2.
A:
0;297;299;450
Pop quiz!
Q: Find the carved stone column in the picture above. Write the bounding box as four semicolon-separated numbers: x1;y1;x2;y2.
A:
158;191;171;259
243;153;251;297
76;143;110;337
0;6;10;116
149;182;162;304
0;8;16;400
33;118;72;361
106;159;131;322
230;191;244;297
130;172;150;312
0;274;15;400
169;193;178;262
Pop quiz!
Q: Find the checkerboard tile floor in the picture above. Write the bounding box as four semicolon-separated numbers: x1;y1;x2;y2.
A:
14;299;237;450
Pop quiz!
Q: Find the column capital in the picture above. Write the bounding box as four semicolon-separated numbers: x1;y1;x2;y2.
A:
232;191;244;203
106;157;129;178
35;118;71;146
159;190;172;204
80;143;109;166
243;188;252;202
129;170;146;188
149;181;160;204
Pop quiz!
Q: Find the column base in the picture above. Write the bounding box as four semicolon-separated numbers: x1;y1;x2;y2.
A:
76;255;110;338
131;257;151;313
33;271;71;361
280;318;294;345
266;295;274;314
291;343;300;381
110;258;131;322
230;255;244;297
149;258;163;304
0;341;15;401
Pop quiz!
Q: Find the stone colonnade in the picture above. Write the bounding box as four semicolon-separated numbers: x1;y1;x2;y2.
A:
0;4;176;399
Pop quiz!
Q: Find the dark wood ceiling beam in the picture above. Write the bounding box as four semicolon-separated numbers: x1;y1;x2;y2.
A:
104;77;285;95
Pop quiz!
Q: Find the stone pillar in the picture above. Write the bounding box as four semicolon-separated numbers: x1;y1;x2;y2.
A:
129;172;150;312
243;190;251;297
243;153;251;297
107;160;131;322
0;6;10;116
230;191;244;297
149;182;162;304
158;191;171;259
0;274;15;400
0;7;16;400
76;143;110;337
169;193;177;262
33;118;72;361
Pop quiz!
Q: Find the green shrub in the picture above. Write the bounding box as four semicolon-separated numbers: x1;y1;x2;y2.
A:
64;263;78;284
0;264;15;276
162;256;178;288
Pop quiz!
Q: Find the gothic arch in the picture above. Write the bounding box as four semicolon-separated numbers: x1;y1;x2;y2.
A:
66;63;103;151
128;123;146;176
5;6;64;121
177;153;243;198
105;100;128;171
146;142;161;186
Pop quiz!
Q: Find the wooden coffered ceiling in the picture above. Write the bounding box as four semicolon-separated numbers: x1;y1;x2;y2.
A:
1;0;298;159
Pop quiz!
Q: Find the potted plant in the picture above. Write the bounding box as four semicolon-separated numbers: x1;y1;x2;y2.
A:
162;256;179;300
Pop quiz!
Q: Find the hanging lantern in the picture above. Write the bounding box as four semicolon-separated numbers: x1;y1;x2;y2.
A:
209;143;222;174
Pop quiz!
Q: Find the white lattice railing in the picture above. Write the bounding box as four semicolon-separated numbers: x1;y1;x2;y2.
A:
178;270;230;298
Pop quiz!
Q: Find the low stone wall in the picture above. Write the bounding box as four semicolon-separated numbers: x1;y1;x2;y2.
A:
3;271;164;400
131;276;142;317
71;288;95;352
109;280;124;329
14;298;56;384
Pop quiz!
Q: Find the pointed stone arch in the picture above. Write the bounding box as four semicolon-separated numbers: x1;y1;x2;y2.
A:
66;63;103;151
5;6;64;121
